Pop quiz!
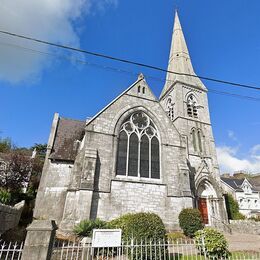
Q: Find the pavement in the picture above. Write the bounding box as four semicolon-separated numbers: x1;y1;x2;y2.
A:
225;233;260;252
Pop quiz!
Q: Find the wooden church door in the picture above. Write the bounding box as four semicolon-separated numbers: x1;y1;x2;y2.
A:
198;198;208;224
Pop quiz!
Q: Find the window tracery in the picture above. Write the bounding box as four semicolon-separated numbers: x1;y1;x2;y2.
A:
116;112;160;179
187;94;198;118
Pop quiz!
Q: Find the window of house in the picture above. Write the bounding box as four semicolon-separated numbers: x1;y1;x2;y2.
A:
116;111;160;179
187;94;198;118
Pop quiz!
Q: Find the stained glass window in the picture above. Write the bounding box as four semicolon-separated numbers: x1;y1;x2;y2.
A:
116;111;160;179
116;131;127;175
151;137;160;179
140;135;149;178
128;133;138;176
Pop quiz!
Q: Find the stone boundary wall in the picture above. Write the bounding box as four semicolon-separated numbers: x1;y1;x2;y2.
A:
0;200;25;235
229;220;260;235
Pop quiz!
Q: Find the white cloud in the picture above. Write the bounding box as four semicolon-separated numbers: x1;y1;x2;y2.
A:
227;130;237;141
216;145;260;174
0;0;117;83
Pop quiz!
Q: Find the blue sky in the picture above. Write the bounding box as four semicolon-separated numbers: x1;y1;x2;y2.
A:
0;0;260;173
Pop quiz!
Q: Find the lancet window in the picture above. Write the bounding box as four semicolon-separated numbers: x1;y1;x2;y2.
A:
187;94;198;118
166;98;174;121
116;111;160;179
191;128;203;153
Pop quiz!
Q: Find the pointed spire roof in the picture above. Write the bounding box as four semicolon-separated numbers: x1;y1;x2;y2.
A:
160;11;206;99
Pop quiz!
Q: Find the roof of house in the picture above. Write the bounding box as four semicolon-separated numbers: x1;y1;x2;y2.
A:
221;177;260;192
49;117;85;161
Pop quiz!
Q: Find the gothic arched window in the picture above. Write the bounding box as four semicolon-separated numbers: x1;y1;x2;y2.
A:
116;111;160;179
166;98;174;121
191;128;203;153
197;130;203;152
191;128;197;152
187;94;198;118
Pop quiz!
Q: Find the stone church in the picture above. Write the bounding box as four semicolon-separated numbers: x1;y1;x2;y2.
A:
34;12;227;231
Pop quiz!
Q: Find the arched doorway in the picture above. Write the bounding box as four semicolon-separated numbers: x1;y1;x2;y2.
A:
197;180;218;225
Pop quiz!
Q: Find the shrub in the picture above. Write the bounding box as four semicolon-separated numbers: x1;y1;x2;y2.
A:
224;194;245;220
195;228;229;259
0;189;11;205
73;218;108;237
166;231;186;242
233;212;246;220
249;216;260;222
109;212;166;241
178;208;203;237
109;212;167;260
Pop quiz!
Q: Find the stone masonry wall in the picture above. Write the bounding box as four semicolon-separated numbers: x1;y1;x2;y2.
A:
229;220;260;235
93;179;193;229
34;161;73;222
0;200;25;235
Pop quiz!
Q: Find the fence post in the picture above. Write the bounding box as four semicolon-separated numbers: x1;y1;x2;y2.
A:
21;220;57;260
201;235;207;259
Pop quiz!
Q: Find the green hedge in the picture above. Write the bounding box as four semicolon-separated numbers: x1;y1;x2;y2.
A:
195;228;229;259
109;212;166;241
224;194;245;220
178;208;204;237
109;212;167;260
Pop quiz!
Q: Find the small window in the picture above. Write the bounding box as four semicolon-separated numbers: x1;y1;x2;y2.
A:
192;129;197;152
142;87;145;94
191;128;203;153
166;98;174;121
187;94;198;118
198;130;203;152
138;86;141;93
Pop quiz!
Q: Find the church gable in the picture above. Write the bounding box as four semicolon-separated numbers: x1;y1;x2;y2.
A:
85;74;181;146
73;74;185;194
126;74;158;101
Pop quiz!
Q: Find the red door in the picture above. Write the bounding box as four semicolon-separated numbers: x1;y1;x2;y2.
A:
198;198;208;224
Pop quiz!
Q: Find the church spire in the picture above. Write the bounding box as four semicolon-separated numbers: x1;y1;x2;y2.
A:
160;11;206;99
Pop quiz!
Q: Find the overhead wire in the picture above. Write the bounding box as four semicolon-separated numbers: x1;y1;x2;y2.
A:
0;40;259;102
0;29;260;91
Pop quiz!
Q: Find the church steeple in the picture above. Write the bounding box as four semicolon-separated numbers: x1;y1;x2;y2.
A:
160;11;206;99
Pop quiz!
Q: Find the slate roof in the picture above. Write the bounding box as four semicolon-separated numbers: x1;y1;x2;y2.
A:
221;177;260;192
49;117;85;161
221;177;244;191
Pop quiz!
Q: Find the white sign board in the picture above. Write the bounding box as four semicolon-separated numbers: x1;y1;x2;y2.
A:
92;229;122;248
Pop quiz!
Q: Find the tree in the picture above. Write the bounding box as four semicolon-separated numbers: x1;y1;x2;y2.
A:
0;137;12;153
224;193;245;220
30;143;47;159
0;151;31;192
0;150;43;193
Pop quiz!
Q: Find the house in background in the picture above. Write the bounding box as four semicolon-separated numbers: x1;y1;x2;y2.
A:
221;176;260;217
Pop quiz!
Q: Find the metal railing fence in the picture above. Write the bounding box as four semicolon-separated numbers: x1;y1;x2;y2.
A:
0;240;23;260
51;238;260;260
